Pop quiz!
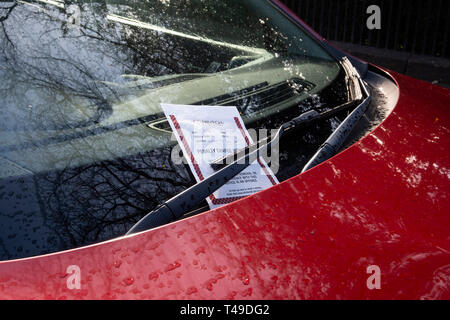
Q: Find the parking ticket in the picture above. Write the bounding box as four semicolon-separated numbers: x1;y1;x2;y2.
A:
161;104;279;209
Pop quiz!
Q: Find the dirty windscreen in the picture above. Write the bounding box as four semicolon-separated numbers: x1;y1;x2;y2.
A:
0;0;345;260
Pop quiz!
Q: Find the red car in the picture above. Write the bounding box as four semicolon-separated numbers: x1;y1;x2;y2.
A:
0;0;449;300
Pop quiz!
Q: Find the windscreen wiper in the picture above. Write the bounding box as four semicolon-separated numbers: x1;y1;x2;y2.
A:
126;59;370;235
126;103;364;235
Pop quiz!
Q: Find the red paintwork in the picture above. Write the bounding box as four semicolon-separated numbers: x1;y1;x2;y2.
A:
0;71;448;300
0;3;449;300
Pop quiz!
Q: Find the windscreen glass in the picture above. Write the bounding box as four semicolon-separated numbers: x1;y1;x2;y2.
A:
0;0;346;260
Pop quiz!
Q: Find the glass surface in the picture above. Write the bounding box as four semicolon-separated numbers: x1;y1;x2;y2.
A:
0;0;346;260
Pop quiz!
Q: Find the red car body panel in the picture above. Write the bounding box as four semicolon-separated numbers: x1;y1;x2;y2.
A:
0;1;449;299
0;71;449;300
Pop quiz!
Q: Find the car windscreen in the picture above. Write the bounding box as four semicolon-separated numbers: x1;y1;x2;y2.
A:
0;0;346;260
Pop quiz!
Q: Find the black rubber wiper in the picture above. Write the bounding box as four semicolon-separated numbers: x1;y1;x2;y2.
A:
126;100;359;235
